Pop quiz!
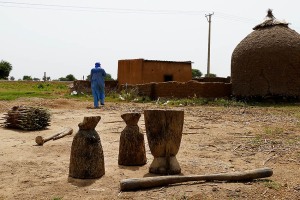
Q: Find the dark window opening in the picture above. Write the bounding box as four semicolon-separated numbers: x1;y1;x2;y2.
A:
164;75;173;82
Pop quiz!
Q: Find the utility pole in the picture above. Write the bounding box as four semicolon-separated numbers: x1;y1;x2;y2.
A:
205;12;214;76
43;72;46;82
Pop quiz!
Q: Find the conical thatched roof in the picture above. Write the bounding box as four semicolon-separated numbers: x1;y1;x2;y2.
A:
231;9;300;98
253;9;289;30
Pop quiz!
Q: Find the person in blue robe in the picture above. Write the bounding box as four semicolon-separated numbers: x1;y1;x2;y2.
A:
90;62;106;108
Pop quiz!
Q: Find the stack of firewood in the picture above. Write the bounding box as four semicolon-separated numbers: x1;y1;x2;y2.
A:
1;106;51;130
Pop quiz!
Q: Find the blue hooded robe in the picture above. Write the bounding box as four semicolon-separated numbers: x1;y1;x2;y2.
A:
91;62;106;107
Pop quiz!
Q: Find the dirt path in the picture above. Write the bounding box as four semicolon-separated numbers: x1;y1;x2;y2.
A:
0;98;299;199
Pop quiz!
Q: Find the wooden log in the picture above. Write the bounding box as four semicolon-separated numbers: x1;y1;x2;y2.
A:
120;167;273;191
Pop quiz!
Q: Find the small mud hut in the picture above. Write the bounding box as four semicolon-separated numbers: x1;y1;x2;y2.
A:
231;9;300;99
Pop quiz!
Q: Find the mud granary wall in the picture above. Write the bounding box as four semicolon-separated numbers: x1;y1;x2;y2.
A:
120;81;232;100
72;80;118;94
72;80;231;100
118;59;192;85
231;11;300;98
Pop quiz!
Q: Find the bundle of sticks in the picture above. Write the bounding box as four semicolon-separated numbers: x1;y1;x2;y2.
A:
2;106;50;130
35;127;73;146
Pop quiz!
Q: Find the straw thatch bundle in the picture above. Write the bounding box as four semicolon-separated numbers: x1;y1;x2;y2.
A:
231;9;300;99
253;9;289;30
2;106;51;130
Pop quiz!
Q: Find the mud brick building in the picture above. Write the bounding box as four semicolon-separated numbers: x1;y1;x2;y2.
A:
118;59;192;85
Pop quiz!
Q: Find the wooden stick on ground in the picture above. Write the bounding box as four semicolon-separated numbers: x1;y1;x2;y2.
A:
120;167;273;191
53;128;73;140
35;127;73;146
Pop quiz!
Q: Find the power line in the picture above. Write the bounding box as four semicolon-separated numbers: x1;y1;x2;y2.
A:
2;0;298;29
0;1;208;15
215;12;257;24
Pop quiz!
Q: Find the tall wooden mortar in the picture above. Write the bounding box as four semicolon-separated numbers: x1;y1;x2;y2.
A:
144;109;184;175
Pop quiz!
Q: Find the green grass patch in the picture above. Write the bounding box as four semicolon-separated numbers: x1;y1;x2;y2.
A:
156;97;247;107
249;135;263;146
52;197;63;200
105;88;151;103
261;180;281;190
0;81;70;100
249;127;285;147
264;127;284;136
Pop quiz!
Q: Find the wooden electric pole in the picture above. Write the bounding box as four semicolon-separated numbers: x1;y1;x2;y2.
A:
205;12;214;76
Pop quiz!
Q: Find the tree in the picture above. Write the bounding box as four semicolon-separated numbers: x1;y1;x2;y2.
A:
192;69;202;78
205;73;217;78
10;76;15;81
23;75;33;81
86;73;114;81
42;76;51;81
0;60;13;80
105;73;114;81
58;74;76;81
66;74;76;81
58;77;68;81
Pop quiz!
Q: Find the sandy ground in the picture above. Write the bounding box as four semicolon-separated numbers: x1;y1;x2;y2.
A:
0;98;300;200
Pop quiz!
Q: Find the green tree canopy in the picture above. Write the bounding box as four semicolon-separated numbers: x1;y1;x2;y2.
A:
192;69;202;78
65;74;76;81
205;73;217;78
105;73;114;81
59;74;76;81
58;77;68;81
42;76;51;81
23;75;33;81
86;73;114;81
33;78;40;81
0;60;13;80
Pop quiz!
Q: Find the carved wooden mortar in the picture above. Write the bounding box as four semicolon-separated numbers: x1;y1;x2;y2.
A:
144;109;184;175
69;116;105;179
118;113;147;166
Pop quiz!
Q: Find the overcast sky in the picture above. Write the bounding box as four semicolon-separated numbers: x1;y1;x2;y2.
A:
1;0;299;80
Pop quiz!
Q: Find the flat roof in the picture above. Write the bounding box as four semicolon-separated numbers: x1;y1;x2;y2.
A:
119;58;193;64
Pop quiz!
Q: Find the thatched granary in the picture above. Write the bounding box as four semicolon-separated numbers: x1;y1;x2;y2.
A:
231;9;300;98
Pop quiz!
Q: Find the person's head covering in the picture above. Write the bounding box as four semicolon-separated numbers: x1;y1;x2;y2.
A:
95;62;101;68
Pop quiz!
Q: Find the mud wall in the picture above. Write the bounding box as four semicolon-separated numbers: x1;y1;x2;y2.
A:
73;80;231;99
193;77;231;83
119;81;232;100
72;80;118;94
